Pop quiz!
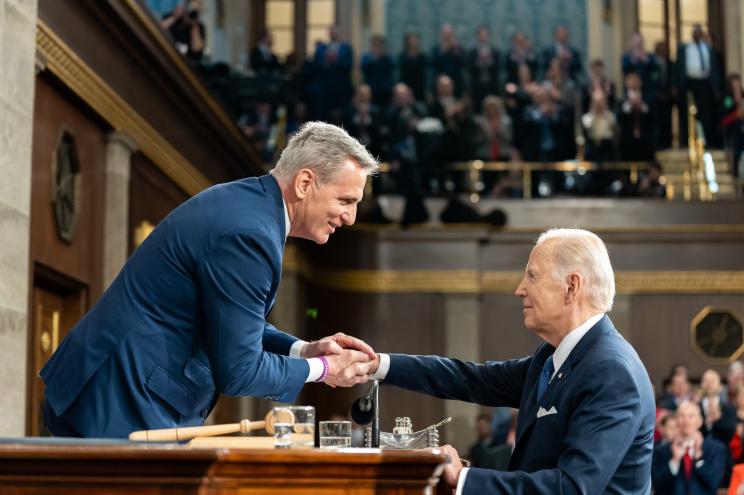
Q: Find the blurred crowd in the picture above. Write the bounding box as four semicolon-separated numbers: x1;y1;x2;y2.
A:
151;1;744;199
470;361;744;494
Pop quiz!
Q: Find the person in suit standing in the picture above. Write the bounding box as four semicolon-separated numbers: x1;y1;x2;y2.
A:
250;29;282;74
468;25;501;112
363;228;656;494
541;26;582;82
41;122;379;438
677;24;722;146
652;400;727;495
313;25;354;122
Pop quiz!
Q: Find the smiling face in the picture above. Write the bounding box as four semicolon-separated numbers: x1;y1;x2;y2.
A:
290;159;367;244
514;243;568;337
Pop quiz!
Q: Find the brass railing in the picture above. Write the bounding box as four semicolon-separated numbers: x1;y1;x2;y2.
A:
451;160;650;202
686;92;718;201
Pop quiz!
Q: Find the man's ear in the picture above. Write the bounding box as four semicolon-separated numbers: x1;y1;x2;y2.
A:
565;273;582;302
294;168;315;199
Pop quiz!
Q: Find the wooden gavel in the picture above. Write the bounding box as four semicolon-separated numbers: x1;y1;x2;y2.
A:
129;408;295;442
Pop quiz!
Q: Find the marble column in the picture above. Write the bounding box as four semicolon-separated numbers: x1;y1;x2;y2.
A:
443;294;480;453
0;0;38;436
102;132;137;289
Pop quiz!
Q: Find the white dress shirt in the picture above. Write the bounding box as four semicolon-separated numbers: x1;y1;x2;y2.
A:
281;195;325;382
374;313;606;494
685;41;711;79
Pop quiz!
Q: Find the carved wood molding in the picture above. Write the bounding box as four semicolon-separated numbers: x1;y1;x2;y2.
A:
36;20;211;196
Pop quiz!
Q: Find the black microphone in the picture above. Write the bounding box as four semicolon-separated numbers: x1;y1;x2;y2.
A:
351;383;377;425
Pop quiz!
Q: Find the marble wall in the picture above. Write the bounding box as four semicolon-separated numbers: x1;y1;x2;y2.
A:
384;0;588;61
0;0;37;436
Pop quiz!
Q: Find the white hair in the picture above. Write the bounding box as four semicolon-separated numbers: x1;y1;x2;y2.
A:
270;121;378;184
535;228;615;312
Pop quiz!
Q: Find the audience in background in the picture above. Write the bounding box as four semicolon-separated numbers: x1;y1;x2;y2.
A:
431;24;466;97
653;401;727;495
361;34;394;108
150;9;740;200
250;29;281;74
468;26;501;112
161;0;205;61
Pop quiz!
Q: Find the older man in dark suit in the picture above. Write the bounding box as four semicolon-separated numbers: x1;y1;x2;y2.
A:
365;228;656;494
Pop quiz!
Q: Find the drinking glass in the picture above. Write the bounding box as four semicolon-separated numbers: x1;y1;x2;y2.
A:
319;420;352;449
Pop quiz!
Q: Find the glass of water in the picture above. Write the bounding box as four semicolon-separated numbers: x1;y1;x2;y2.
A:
289;405;315;449
272;406;294;449
319;420;352;449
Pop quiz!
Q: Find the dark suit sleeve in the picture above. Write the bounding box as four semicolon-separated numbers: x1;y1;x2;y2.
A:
463;358;646;494
384;354;530;408
263;322;299;356
198;229;307;401
651;444;676;492
692;440;726;491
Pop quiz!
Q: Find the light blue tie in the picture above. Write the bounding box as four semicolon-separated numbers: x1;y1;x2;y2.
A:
536;355;554;402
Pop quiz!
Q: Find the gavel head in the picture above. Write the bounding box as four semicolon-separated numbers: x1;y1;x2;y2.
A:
264;407;295;435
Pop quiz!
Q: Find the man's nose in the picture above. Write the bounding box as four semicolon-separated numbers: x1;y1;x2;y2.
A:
342;205;357;226
514;280;526;297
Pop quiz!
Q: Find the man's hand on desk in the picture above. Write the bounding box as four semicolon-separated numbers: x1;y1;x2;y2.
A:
299;332;376;361
437;444;464;487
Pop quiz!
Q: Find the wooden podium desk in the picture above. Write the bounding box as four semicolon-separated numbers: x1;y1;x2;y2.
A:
0;439;448;494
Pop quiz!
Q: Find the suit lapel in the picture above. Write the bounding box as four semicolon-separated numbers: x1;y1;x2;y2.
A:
514;316;615;446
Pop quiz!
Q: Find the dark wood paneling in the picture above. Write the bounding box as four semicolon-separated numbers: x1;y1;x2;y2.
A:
630;294;744;391
30;76;106;301
480;294;543;363
38;0;262;184
129;152;190;253
299;289;447;441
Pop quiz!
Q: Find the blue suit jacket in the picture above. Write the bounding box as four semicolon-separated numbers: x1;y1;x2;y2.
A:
384;316;655;494
41;175;308;437
652;437;726;495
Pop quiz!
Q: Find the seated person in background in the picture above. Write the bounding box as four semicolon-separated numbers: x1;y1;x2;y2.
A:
652;400;726;495
364;228;656;494
477;95;516;162
729;386;744;463
660;373;694;411
636;161;667;198
161;0;205;60
344;84;382;157
468;25;501;113
398;32;428;103
727;361;744;404
699;369;737;446
431;24;466;97
468;413;497;467
581;89;616;162
505;32;537;84
659;413;679;446
520;87;572;163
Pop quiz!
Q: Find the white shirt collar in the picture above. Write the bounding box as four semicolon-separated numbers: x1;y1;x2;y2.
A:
281;196;291;240
551;313;604;379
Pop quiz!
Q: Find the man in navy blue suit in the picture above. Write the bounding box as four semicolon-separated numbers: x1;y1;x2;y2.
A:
365;228;656;494
41;122;379;438
652;400;726;495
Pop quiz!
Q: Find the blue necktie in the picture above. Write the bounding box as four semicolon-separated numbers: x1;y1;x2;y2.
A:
536;355;554;402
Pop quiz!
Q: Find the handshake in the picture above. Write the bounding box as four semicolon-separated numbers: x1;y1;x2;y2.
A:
298;333;381;387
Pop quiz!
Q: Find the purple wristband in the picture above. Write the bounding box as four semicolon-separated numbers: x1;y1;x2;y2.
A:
315;356;329;382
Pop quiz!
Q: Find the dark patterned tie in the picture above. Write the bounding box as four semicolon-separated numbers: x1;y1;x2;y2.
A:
537;355;554;401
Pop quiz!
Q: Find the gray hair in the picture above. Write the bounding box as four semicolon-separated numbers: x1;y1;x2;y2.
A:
535;228;615;312
270;121;378;184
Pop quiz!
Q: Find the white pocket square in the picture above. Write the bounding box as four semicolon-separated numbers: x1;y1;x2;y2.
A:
537;406;558;418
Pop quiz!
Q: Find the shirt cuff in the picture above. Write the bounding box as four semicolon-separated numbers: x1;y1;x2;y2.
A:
455;467;470;495
289;339;307;358
668;459;680;476
370;353;390;380
305;358;324;383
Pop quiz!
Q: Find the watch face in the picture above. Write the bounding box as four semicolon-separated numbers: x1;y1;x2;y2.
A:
52;131;81;244
693;308;744;361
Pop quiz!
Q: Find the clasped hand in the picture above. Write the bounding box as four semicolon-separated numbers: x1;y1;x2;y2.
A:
299;332;379;387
